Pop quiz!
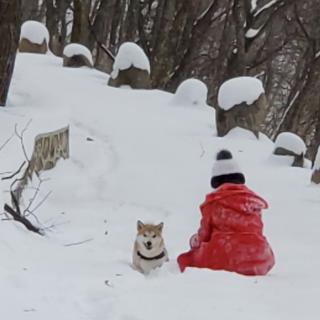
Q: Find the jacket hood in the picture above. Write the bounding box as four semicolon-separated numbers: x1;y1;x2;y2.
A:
201;183;268;214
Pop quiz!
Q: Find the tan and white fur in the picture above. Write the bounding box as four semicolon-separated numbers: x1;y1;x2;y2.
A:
132;220;169;274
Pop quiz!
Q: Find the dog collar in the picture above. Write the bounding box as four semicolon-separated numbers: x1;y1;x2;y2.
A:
137;251;166;261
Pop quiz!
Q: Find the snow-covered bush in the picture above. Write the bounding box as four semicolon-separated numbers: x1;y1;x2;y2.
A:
273;132;307;167
274;132;306;155
19;20;49;54
172;78;208;107
108;42;151;89
311;146;320;184
216;76;267;138
218;76;264;111
111;42;150;78
63;43;93;68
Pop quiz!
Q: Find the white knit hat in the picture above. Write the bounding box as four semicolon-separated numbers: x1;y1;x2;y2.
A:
211;149;245;188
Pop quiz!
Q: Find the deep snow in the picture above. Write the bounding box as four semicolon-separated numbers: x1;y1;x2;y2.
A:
0;53;320;320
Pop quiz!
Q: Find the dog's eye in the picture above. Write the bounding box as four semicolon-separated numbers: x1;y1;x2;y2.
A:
152;235;156;238
143;234;147;237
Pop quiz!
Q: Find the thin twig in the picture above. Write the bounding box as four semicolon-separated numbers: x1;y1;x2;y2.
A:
1;161;26;180
30;191;52;213
41;220;71;232
64;238;94;247
0;133;15;152
0;171;13;176
14;119;32;162
88;18;115;61
24;210;43;226
4;197;43;235
23;175;46;215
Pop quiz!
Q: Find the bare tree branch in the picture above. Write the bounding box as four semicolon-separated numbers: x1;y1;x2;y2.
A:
1;161;26;181
0;133;15;152
4;192;43;235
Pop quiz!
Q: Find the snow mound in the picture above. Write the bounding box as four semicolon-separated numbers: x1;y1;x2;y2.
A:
313;146;320;171
63;43;93;65
172;78;208;107
274;132;306;155
111;42;150;79
218;76;264;110
225;127;259;140
20;20;50;45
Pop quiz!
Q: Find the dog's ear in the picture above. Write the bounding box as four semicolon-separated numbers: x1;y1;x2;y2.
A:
157;222;164;232
137;220;144;231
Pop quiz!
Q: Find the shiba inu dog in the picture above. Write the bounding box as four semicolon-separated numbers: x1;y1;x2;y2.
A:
132;220;169;274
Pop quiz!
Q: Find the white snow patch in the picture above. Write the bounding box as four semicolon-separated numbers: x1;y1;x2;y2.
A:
245;27;262;38
274;132;306;155
20;20;49;45
225;127;258;140
218;76;265;110
172;78;208;107
111;42;150;79
254;0;279;17
151;0;159;10
313;146;320;171
63;43;93;66
304;158;312;169
251;0;258;12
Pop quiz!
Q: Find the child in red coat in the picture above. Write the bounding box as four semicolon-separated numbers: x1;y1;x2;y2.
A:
177;150;275;276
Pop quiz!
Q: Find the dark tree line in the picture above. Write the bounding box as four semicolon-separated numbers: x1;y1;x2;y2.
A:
1;0;320;160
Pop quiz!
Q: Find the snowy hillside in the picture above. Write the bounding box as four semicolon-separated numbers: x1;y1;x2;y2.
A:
1;53;320;320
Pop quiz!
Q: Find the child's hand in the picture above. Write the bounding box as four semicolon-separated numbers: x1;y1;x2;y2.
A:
189;234;200;249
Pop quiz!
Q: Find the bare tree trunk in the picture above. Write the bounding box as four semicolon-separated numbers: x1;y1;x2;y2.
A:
0;0;21;106
21;0;42;22
71;0;91;47
45;0;71;55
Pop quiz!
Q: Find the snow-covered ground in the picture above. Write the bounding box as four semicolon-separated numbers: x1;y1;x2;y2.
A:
1;53;320;320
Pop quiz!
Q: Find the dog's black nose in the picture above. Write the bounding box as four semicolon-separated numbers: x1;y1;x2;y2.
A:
146;241;152;247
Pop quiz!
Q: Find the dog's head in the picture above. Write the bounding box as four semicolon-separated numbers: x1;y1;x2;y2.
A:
136;220;164;251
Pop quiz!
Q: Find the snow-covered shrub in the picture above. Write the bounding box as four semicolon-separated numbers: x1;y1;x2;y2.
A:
274;132;306;155
218;77;264;110
108;42;151;89
273;132;307;167
63;43;93;68
172;79;208;107
311;146;320;184
19;20;49;54
216;76;267;138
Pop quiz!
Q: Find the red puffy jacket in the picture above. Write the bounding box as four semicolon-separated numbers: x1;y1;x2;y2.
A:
177;183;275;275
